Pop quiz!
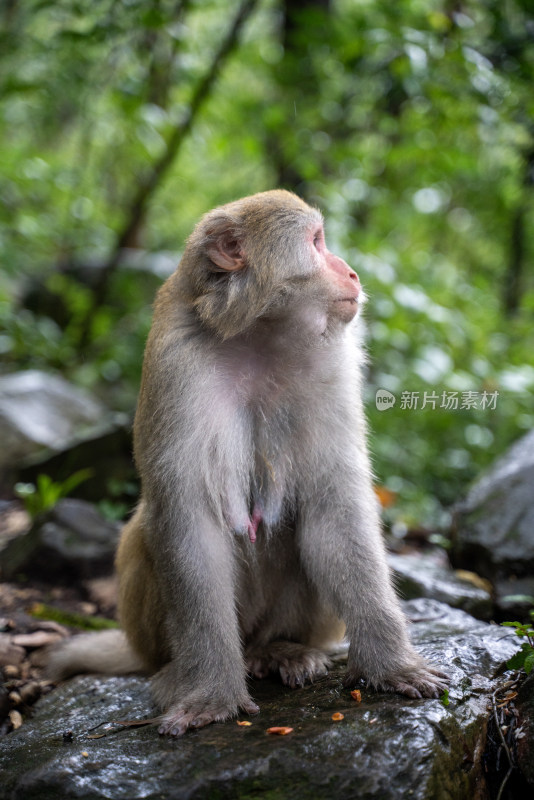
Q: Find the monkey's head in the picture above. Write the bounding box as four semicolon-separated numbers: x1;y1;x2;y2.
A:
178;190;362;339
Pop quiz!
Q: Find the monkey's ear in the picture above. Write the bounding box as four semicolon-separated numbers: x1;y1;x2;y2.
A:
206;233;246;272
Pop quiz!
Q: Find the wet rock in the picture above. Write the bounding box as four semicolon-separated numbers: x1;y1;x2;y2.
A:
452;430;534;579
0;371;116;471
0;499;120;581
389;551;493;619
516;672;534;789
494;576;534;619
0;600;522;800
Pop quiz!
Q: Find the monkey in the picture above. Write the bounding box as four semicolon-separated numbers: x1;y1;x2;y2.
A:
48;189;448;736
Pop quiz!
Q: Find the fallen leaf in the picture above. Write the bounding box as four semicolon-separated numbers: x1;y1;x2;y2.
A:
266;726;293;735
331;712;344;721
12;631;64;648
497;692;518;707
350;689;362;702
9;710;23;730
237;720;252;726
31;620;70;637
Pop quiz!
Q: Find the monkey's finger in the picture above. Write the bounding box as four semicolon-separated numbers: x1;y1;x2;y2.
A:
159;718;187;737
392;682;423;700
240;700;260;715
428;667;450;680
158;710;219;737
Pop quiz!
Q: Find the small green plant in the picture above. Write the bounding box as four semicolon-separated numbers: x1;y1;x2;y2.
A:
14;469;93;518
502;611;534;674
97;498;129;521
439;689;450;707
29;602;118;631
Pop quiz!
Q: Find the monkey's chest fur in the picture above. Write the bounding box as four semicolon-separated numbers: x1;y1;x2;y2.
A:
215;333;327;542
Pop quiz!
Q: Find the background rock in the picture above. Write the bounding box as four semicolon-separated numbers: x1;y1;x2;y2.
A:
0;371;116;471
389;551;493;619
0;499;120;582
452;430;534;580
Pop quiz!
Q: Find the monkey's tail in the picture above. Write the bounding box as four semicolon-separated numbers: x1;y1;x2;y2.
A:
45;629;146;681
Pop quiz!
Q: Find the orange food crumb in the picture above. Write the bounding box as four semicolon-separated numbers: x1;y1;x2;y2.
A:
266;726;293;735
81;751;89;758
351;689;362;702
331;712;344;721
237;720;252;726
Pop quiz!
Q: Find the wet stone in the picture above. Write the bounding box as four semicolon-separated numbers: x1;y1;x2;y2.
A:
0;599;522;800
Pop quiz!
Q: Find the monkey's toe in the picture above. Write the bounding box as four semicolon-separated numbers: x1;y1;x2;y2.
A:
247;642;331;688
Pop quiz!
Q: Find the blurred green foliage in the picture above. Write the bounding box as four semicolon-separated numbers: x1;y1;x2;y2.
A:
14;469;93;517
0;0;533;525
503;612;534;674
29;601;119;630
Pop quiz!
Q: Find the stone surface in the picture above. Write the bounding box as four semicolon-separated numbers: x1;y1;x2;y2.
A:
0;370;116;470
389;551;493;619
516;672;534;789
452;430;534;578
0;499;120;581
0;599;521;800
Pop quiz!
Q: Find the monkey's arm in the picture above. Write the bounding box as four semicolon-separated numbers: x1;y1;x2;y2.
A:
137;496;258;735
132;339;258;735
296;401;448;699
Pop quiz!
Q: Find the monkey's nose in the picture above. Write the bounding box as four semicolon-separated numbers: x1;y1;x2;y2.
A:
350;271;361;293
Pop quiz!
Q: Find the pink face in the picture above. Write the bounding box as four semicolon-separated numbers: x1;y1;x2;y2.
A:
310;225;361;322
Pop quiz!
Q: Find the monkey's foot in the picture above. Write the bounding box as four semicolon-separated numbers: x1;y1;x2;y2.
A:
158;696;259;737
246;642;331;688
345;663;449;700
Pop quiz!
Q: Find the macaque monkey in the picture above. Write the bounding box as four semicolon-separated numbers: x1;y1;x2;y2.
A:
48;190;448;735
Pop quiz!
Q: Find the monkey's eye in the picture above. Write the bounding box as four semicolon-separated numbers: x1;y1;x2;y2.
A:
313;231;323;250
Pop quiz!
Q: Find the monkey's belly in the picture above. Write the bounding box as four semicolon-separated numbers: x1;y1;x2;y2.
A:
235;527;345;652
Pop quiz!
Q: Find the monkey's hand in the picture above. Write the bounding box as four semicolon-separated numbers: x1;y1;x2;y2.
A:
157;695;260;737
344;660;449;700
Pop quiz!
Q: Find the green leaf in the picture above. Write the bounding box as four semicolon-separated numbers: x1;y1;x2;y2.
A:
507;642;534;670
524;652;534;675
59;468;94;497
14;482;36;499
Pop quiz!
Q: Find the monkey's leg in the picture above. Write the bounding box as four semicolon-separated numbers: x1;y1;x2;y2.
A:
243;557;345;688
298;478;449;699
116;507;168;672
143;506;259;736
